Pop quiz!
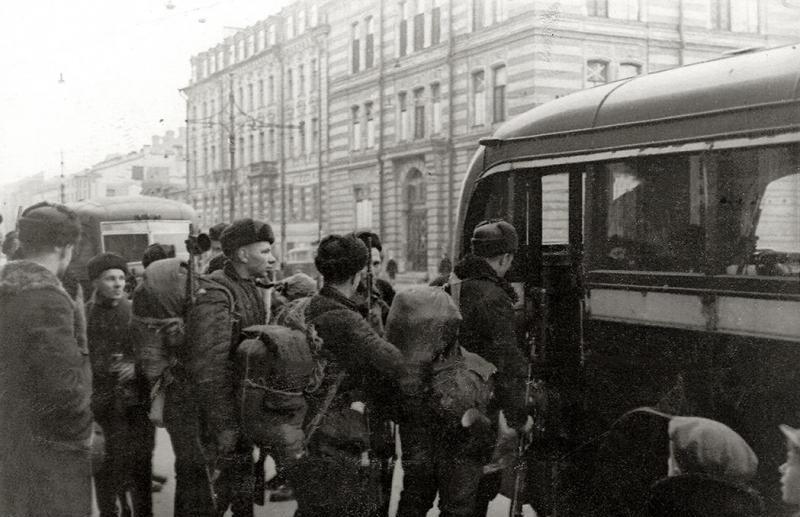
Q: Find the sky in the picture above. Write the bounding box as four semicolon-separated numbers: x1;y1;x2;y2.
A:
0;0;292;187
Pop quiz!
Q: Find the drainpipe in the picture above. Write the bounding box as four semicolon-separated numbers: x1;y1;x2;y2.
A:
378;0;386;243
446;0;456;258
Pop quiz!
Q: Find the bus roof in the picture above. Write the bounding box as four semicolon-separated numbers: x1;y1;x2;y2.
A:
479;44;800;174
68;195;195;222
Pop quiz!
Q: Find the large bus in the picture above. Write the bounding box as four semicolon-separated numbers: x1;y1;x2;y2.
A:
66;195;197;293
456;44;800;513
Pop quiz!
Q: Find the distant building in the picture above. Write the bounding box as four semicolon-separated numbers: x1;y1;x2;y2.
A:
0;129;186;231
184;0;800;275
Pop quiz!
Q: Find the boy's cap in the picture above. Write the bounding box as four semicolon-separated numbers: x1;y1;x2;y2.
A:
471;219;518;258
220;218;274;256
87;252;129;280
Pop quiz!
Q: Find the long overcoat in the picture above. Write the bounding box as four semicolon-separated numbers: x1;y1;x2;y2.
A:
0;260;94;517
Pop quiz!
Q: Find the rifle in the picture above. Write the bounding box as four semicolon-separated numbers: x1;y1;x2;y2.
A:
183;224;216;507
509;286;548;517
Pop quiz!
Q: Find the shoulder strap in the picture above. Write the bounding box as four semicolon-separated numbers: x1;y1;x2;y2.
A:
303;370;347;446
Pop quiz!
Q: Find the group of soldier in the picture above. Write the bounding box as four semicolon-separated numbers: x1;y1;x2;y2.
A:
0;200;531;517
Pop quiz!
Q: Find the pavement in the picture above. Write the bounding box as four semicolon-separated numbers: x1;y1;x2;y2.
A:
130;428;537;517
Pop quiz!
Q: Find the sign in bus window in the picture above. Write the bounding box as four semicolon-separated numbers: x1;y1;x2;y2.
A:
586;155;706;272
710;146;800;278
103;234;149;263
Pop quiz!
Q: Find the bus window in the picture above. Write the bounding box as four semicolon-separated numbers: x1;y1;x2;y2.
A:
710;145;800;278
103;234;149;263
585;155;706;272
152;233;190;259
542;173;569;245
462;173;511;251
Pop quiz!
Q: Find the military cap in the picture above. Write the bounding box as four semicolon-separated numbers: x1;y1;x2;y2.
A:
17;201;81;248
220;218;275;257
354;230;382;251
208;222;229;242
315;234;368;281
471;219;518;258
87;252;129;280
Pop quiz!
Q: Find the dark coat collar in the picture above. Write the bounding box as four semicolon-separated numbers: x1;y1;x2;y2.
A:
453;254;518;304
319;284;361;314
0;260;65;297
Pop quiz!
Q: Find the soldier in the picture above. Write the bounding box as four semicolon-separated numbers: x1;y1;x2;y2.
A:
188;218;277;517
0;202;94;517
204;222;230;274
86;252;154;517
451;219;530;517
352;230;398;516
288;234;409;517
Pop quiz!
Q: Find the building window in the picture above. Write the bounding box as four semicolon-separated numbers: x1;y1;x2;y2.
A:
202;147;208;174
431;83;442;134
238;137;245;167
268;75;275;104
211;145;216;170
287;68;294;99
248;135;254;165
299;121;306;155
288;186;295;221
586;0;608;17
237;40;245;61
210;99;215;122
618;62;642;79
248;83;254;110
269;129;276;159
310;4;319;26
258;132;265;161
311;117;319;152
352;22;361;73
268;25;276;45
472;70;486;126
287;15;295;39
399;92;409;140
586;59;609;87
472;0;485;30
413;1;425;51
246;35;253;57
727;0;759;32
258;79;264;106
355;187;373;229
431;0;441;44
311;59;318;89
298;9;306;34
299;64;305;96
492;65;507;123
256;29;264;52
238;87;243;108
366;102;376;148
413;88;425;139
608;0;639;20
365;16;375;69
399;1;408;57
352;106;361;151
289;130;295;158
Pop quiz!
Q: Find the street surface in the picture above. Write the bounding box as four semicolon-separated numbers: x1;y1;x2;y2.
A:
133;428;536;517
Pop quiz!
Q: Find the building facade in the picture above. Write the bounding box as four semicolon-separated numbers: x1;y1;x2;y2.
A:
184;0;800;276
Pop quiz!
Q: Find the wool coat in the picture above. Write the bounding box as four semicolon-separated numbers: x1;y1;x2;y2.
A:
0;260;94;517
453;254;528;429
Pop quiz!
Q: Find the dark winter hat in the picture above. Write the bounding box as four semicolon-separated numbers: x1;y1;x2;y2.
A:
87;252;129;280
471;219;518;258
208;222;229;242
17;201;81;249
354;230;382;252
220;218;275;257
315;234;368;282
142;243;176;268
668;416;758;483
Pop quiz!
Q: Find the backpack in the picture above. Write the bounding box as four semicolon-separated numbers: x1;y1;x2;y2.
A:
430;345;497;426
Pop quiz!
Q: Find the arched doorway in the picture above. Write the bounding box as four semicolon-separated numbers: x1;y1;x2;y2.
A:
405;168;427;271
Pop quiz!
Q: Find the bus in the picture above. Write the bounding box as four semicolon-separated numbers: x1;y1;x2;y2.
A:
66;195;197;293
456;44;800;513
